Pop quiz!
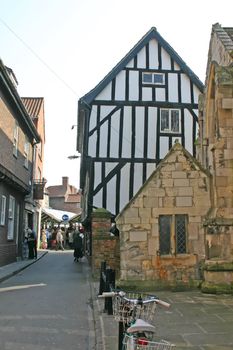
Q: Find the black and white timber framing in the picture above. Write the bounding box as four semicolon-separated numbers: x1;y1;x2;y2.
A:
77;27;204;222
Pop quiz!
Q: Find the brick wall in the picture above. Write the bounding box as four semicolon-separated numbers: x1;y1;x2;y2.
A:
91;209;120;278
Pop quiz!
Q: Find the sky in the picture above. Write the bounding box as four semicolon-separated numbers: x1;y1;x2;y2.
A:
0;0;232;188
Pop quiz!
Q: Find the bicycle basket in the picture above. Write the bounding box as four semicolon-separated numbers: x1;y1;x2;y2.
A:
112;292;157;324
123;334;175;350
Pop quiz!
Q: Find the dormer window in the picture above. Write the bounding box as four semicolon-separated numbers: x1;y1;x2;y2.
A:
160;109;180;133
142;72;164;85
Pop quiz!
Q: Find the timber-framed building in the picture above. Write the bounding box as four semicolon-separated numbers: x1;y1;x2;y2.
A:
77;27;204;223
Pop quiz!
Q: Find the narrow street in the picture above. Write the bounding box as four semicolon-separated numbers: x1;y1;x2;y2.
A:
0;251;95;350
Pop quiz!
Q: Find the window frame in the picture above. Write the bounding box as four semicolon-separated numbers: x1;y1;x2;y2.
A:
7;195;15;240
160;109;181;133
142;72;165;85
159;214;188;255
0;195;6;226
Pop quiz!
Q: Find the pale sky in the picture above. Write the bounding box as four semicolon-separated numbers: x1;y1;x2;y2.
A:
0;0;232;188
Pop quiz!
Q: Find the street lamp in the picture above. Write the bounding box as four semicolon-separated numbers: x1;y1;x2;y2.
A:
67;155;80;160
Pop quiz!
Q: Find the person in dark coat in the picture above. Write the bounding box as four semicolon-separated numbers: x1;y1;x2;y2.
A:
73;229;83;262
27;229;36;259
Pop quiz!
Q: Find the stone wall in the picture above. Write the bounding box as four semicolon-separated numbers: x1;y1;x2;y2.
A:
116;143;211;288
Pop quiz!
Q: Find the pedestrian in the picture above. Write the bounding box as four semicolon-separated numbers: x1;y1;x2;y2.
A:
27;229;35;259
67;223;74;249
73;229;83;262
22;236;28;259
56;228;64;251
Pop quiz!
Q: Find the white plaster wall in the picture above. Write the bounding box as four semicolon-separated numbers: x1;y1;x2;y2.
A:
105;162;118;176
142;87;152;101
100;105;116;121
115;70;126;100
184;109;193;154
161;47;171;70
120;163;130;211
107;176;117;215
93;188;103;208
133;163;143;194
181;74;191;103
94;162;102;190
193;85;201;104
110;109;120;157
147;107;157;159
149;39;159;69
147;163;156;178
156;88;165;101
159;136;169;159
126;59;134;68
137;46;146;68
174;62;180;71
122;106;132;158
88;131;97;157
129;71;139;101
168;73;178;102
99;121;108;157
95;82;112;100
89;106;97;130
135;107;144;158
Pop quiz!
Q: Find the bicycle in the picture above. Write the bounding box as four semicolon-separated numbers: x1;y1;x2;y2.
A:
99;290;175;350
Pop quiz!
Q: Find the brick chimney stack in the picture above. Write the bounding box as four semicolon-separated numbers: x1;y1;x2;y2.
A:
62;176;69;189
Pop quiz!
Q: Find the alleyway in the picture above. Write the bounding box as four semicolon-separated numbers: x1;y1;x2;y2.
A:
0;251;95;350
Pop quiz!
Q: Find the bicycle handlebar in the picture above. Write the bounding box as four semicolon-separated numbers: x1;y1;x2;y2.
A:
98;291;170;308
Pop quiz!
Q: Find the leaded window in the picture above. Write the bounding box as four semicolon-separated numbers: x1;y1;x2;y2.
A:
159;214;187;255
160;109;181;133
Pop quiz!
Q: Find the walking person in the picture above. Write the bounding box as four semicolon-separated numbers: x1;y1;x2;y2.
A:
73;229;83;262
27;229;36;259
56;228;64;251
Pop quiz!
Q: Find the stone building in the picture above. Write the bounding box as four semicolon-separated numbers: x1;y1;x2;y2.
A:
197;23;233;292
116;23;233;292
116;142;211;288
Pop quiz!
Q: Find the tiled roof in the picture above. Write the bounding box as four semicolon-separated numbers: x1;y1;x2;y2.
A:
21;97;44;118
66;193;81;203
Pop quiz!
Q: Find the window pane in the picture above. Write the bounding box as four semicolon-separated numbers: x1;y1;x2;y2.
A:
159;215;171;254
161;110;169;131
143;73;152;83
175;215;187;253
171;110;180;132
154;74;164;84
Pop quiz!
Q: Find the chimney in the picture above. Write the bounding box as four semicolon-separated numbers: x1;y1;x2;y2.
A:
62;176;68;189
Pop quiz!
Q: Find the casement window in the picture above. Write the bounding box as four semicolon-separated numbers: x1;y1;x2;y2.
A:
7;195;15;240
142;72;164;85
0;195;6;226
160;109;180;133
24;137;30;168
13;122;19;157
159;215;187;255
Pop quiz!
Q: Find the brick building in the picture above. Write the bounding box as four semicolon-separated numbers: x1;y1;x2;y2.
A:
47;177;81;215
0;59;40;266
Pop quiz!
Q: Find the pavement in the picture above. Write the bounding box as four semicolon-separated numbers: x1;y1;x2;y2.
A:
1;252;233;350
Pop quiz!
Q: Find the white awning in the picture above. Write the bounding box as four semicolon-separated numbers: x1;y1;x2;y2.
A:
41;208;79;224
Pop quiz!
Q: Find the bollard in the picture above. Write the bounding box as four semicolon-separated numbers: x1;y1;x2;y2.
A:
99;261;106;295
104;268;115;315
